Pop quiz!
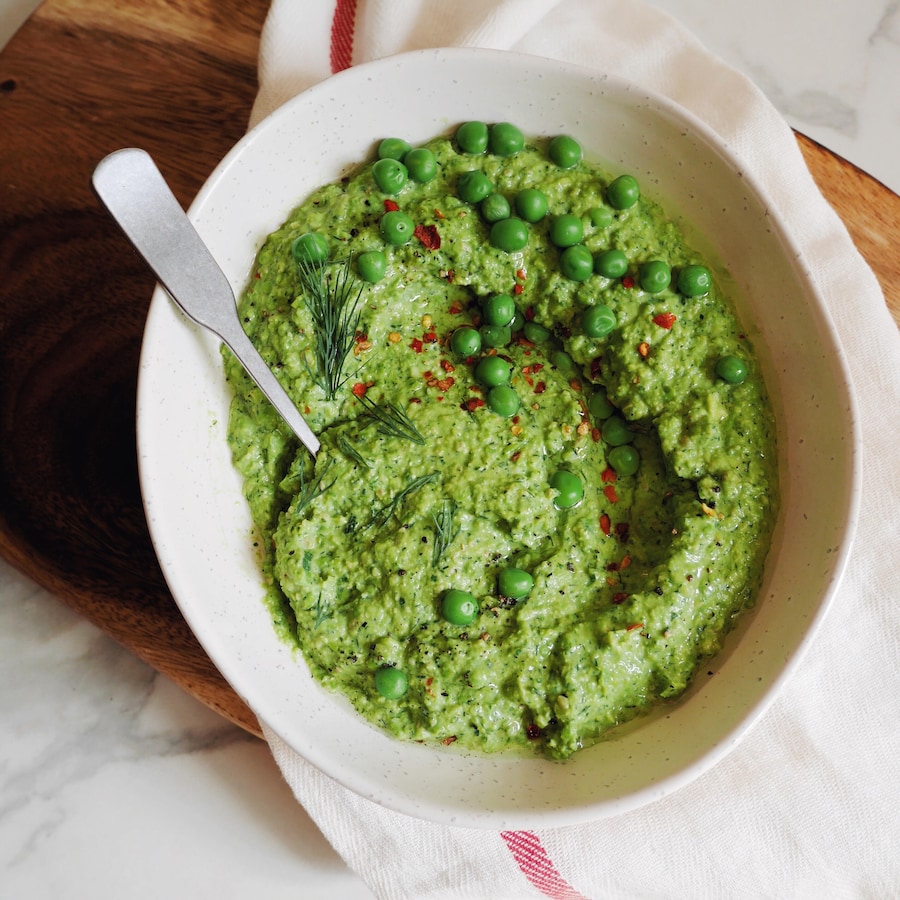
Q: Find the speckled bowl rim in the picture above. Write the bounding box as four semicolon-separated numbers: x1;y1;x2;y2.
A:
137;47;860;829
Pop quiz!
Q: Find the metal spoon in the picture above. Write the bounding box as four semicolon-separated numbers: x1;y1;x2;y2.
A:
92;148;320;457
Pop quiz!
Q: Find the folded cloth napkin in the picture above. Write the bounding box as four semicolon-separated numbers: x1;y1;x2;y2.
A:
251;2;900;896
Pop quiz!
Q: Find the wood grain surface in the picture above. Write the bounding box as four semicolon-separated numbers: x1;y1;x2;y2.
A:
1;0;897;739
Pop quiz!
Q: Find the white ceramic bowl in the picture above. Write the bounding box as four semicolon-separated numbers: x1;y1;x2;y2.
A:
137;48;859;828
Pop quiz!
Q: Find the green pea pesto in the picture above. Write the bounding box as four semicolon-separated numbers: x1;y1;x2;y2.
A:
223;129;779;760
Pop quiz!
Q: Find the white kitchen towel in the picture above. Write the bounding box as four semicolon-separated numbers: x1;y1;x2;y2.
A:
252;2;900;897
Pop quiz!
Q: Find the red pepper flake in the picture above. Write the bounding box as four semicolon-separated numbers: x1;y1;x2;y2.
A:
463;397;485;412
612;592;629;604
441;735;458;746
513;283;524;295
626;622;644;632
599;513;611;536
534;381;546;395
414;223;441;250
569;379;582;393
423;331;439;343
468;384;483;393
516;268;527;281
511;450;522;462
620;555;632;569
590;357;603;379
524;375;534;387
409;397;422;404
434;208;446;220
601;467;617;484
351;382;373;398
615;522;630;542
604;484;620;503
448;303;463;315
524;306;535;321
606;561;620;572
653;312;677;329
621;275;635;289
531;363;544;373
354;331;369;343
440;359;455;373
254;271;261;280
591;427;602;443
445;270;456;283
637;341;651;359
526;723;543;740
383;199;399;212
436;377;455;391
410;338;424;353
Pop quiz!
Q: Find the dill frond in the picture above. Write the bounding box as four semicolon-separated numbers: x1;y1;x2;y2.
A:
431;499;458;566
294;457;336;515
312;592;332;628
298;255;364;400
337;434;370;468
358;393;426;445
367;472;439;529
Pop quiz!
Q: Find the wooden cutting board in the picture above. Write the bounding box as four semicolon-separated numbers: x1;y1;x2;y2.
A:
1;0;898;739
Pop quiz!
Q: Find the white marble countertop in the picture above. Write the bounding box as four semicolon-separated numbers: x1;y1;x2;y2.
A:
1;2;897;898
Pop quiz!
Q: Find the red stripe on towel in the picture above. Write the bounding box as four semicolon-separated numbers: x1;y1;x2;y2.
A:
329;0;358;73
501;831;589;899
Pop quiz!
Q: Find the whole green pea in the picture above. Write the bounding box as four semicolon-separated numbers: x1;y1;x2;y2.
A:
456;121;489;154
498;566;534;600
458;170;493;204
483;293;516;327
551;349;576;372
380;210;415;245
677;264;712;297
548;134;582;169
487;384;520;417
588;391;615;420
608;444;640;476
715;355;748;384
356;250;386;283
601;415;634;446
403;147;437;183
550;470;583;509
639;259;671;293
589;206;614;229
560;244;594;282
594;248;628;279
449;326;482;358
377;137;411;161
523;321;551;343
372;157;408;194
514;189;548;223
582;304;616;338
549;214;584;248
441;589;479;626
481;192;511;223
479;324;512;348
291;232;329;265
606;174;640;209
490;217;529;253
489;122;525;156
374;666;408;699
474;355;512;387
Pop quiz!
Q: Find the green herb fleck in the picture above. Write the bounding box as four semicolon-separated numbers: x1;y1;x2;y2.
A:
312;592;332;628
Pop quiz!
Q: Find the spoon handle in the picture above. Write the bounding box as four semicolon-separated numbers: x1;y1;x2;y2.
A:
92;148;320;457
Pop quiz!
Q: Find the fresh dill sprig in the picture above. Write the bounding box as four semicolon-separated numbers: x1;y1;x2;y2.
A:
367;472;439;529
431;499;458;566
337;434;370;468
312;592;332;628
358;394;426;445
294;457;336;515
298;255;364;400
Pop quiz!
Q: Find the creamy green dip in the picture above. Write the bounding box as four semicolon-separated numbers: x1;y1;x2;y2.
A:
223;124;778;760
